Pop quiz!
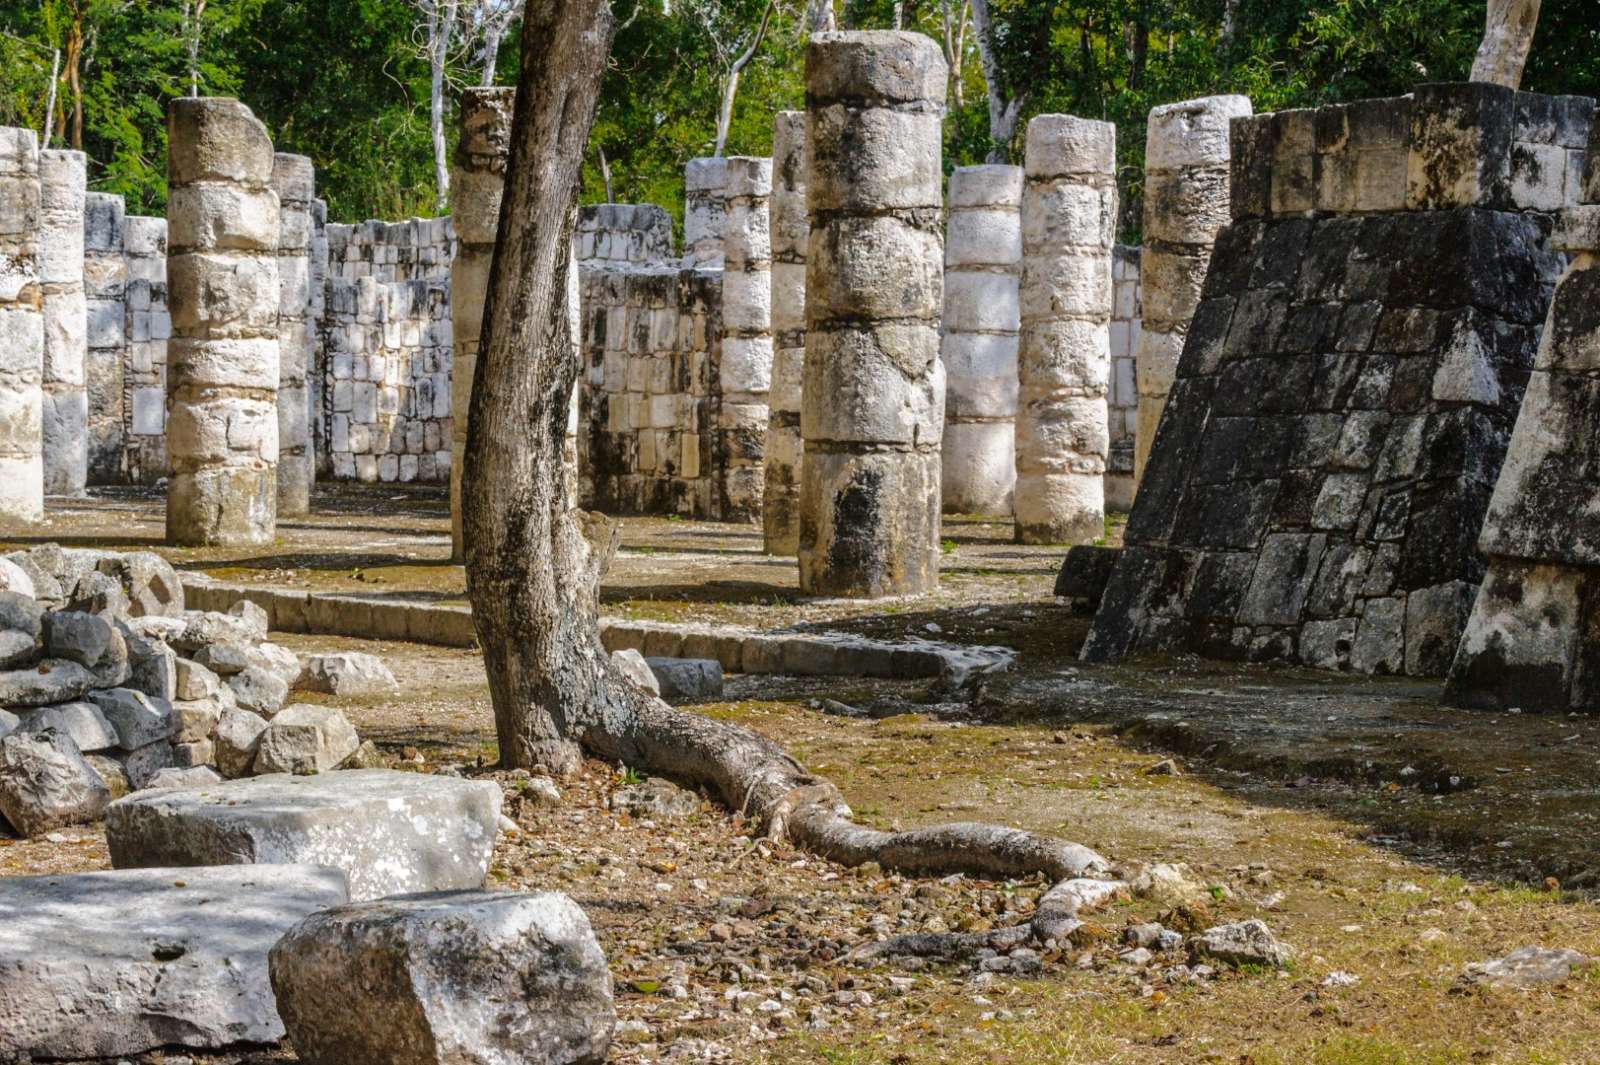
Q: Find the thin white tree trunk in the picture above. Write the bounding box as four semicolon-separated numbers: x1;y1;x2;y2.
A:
970;0;1024;163
428;0;460;213
713;0;777;157
806;0;835;33
1471;0;1540;89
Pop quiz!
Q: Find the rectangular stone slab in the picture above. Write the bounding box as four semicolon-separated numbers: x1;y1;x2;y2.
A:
105;767;502;901
0;864;348;1060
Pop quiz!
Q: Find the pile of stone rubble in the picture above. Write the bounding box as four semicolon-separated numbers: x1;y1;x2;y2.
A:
0;542;396;837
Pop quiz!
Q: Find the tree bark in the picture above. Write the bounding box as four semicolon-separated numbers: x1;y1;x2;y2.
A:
970;0;1024;163
712;0;777;157
806;0;836;33
940;0;968;111
1470;0;1540;89
466;0;1109;889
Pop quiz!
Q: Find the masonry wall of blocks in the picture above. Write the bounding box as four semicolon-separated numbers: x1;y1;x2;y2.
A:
0;102;1149;526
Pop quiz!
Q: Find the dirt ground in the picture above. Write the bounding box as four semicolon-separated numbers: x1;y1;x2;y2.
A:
4;487;1600;1065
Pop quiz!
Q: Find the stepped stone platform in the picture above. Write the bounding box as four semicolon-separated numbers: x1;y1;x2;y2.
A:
105;767;501;900
1085;84;1590;676
1445;128;1600;712
0;864;348;1060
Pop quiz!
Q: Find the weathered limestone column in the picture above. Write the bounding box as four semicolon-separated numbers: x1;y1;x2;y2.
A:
1134;94;1251;488
449;87;514;561
763;112;807;554
122;216;169;484
84;191;127;484
272;153;315;515
165;97;280;546
40;148;89;496
308;197;329;480
941;164;1021;515
0;127;44;523
719;155;773;522
683;157;728;268
1014;115;1115;545
799;31;946;597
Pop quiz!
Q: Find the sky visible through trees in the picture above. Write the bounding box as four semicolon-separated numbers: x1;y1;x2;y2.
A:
1;0;1597;238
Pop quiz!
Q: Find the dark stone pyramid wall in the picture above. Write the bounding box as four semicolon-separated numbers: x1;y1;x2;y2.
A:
1084;84;1592;676
1445;122;1600;711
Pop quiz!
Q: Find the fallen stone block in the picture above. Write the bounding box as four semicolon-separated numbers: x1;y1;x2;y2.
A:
87;687;175;749
295;651;398;695
174;697;225;743
116;739;176;790
0;629;36;670
0;865;348;1060
0;558;35;599
228;664;289;715
0;728;110;835
0;709;18;739
215;705;270;777
270;890;614;1065
85;753;131;798
608;777;702;820
43;610;114;668
145;765;224;790
0;659;97;708
253;704;360;775
175;656;223;699
107;768;502;900
610;648;660;696
23;700;119;752
95;550;185;618
645;657;724;702
1054;544;1122;606
0;590;43;638
68;570;131;619
127;631;178;699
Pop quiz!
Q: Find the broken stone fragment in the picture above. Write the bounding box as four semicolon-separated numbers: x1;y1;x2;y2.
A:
610;648;660;696
1462;946;1595;989
215;705;270;777
173;609;265;653
0;659;97;708
294;651;398;695
144;765;223;790
42;610;113;667
107;768;502;901
173;697;225;743
269;890;615;1065
84;753;130;798
115;738;175;789
0;629;37;669
339;738;385;769
0;558;36;599
126;631;177;699
644;657;724;702
252;703;360;775
0;728;110;835
0;591;43;638
94;551;184;618
175;656;223;700
1188;919;1293;968
22;700;118;752
67;570;130;620
86;687;175;749
0;865;348;1060
608;777;703;820
228;664;289;715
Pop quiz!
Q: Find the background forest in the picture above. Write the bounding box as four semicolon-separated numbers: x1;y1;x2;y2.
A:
2;0;1597;241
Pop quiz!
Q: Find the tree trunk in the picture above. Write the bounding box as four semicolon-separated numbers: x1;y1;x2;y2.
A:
940;0;968;111
970;0;1024;163
713;0;777;157
465;0;1109;889
428;1;460;213
806;0;836;33
480;23;504;85
1471;0;1540;89
66;3;84;150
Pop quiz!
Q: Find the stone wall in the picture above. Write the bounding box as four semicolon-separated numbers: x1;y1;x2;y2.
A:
84;192;126;485
321;275;452;483
121;216;170;485
1444;120;1600;711
324;217;454;284
1084;84;1590;677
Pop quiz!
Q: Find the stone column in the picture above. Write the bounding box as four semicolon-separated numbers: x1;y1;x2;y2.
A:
165;97;280;546
40;148;88;497
683;157;728;268
719;155;773;522
272;153;316;515
798;31;946;598
0;127;44;523
309;197;329;479
763;112;806;554
1014;114;1116;545
84;192;127;485
941;164;1022;515
449;87;514;560
1134;94;1251;488
123;216;169;484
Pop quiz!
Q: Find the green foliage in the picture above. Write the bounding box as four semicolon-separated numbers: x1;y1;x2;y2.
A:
0;0;1597;233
